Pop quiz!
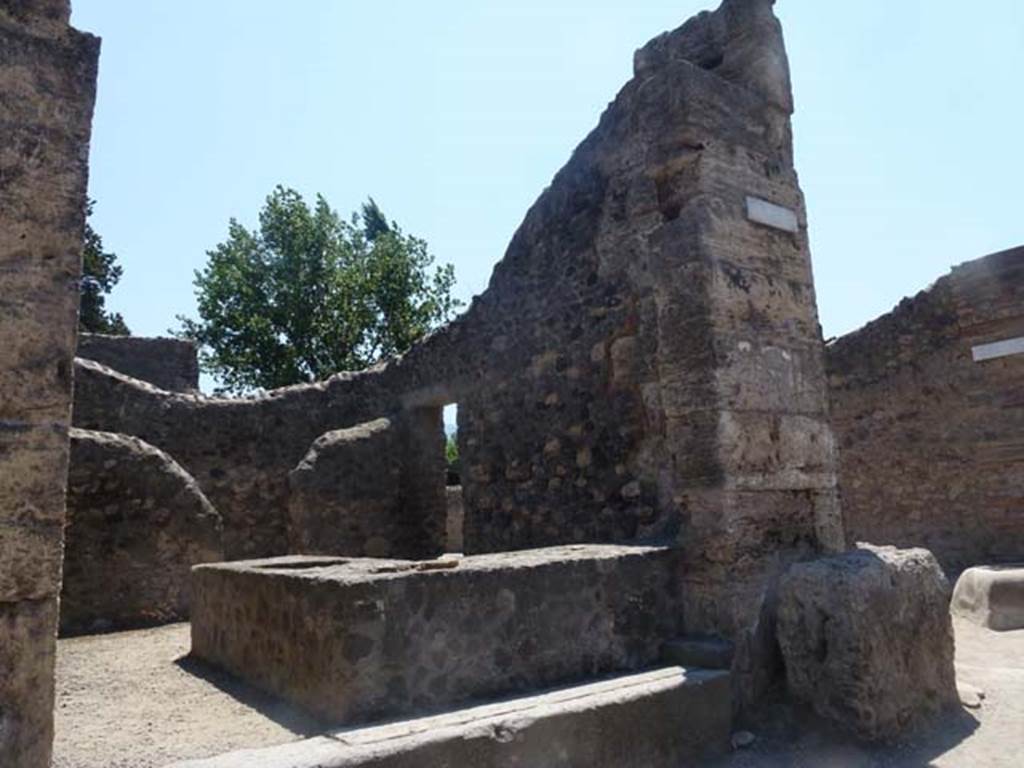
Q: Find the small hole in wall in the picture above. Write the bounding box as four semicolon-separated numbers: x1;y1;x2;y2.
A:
700;51;724;71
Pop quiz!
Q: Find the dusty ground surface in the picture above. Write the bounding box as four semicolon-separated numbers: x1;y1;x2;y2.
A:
53;623;320;768
53;618;1022;767
712;618;1024;768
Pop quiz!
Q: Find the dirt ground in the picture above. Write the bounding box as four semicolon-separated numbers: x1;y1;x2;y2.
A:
52;623;320;768
53;618;1023;767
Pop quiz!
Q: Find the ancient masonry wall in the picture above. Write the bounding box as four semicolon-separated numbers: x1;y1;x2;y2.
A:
78;333;199;392
0;1;99;764
287;413;446;560
76;0;840;638
61;429;223;635
828;247;1024;572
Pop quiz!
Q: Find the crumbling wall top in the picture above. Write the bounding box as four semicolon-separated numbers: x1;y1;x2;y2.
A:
0;0;72;37
633;0;792;114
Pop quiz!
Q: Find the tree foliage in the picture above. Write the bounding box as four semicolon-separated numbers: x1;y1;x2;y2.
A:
80;198;129;335
178;186;461;394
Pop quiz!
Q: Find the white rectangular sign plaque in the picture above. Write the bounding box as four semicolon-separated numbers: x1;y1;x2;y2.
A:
971;336;1024;362
745;196;799;233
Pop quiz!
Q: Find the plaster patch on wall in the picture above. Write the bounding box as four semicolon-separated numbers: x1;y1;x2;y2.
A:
971;336;1024;362
746;196;798;233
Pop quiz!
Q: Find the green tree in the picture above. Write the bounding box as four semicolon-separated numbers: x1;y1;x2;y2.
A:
80;199;129;334
178;186;461;394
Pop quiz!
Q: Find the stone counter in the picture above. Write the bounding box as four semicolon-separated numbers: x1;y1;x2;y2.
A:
190;544;682;725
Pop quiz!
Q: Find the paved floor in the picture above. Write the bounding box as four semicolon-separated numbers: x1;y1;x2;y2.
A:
52;618;1023;767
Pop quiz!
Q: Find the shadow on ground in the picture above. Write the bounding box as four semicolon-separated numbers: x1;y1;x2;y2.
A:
712;689;980;768
175;654;326;738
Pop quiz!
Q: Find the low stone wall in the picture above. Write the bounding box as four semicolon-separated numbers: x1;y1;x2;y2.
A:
190;545;682;725
828;247;1024;572
61;429;224;635
72;358;382;559
78;333;199;392
287;415;446;560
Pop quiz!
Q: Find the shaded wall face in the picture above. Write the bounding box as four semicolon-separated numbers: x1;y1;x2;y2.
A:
72;361;388;559
829;249;1024;573
78;334;199;392
458;166;669;553
0;2;99;764
287;410;447;560
61;429;224;636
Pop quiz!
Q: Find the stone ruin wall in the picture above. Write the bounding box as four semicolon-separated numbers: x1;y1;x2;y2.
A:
287;413;447;559
78;332;199;392
828;246;1024;573
0;0;98;763
61;428;223;635
77;0;842;642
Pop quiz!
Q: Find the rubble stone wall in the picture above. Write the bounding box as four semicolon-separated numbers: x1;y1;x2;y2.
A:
73;358;397;558
190;545;683;725
287;413;446;560
828;247;1024;573
75;0;839;639
78;333;199;392
0;1;99;763
61;429;224;635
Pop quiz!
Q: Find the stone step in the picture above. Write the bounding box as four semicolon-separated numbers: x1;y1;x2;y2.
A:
170;666;732;768
189;544;683;726
661;636;735;670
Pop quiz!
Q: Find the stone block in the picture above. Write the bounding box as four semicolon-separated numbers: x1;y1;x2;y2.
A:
0;520;63;604
169;666;731;768
190;544;682;725
0;598;59;766
716;410;837;491
0;421;71;512
952;564;1024;631
776;544;958;741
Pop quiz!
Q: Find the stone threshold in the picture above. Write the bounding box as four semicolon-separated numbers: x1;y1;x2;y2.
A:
170;665;732;767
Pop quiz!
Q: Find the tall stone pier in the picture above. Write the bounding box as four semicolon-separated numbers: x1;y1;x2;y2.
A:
0;0;99;764
630;0;846;638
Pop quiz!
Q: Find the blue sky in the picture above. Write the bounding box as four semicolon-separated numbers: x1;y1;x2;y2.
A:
72;1;1022;378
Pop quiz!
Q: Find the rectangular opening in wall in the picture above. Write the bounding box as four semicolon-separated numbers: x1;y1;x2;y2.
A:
443;402;464;553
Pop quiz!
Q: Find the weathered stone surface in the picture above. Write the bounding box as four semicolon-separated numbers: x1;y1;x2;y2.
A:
828;246;1024;573
169;667;731;768
0;2;98;764
60;429;224;635
776;544;958;741
287;414;445;560
0;599;60;766
77;333;199;392
190;544;682;725
952;564;1024;631
445;485;464;552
